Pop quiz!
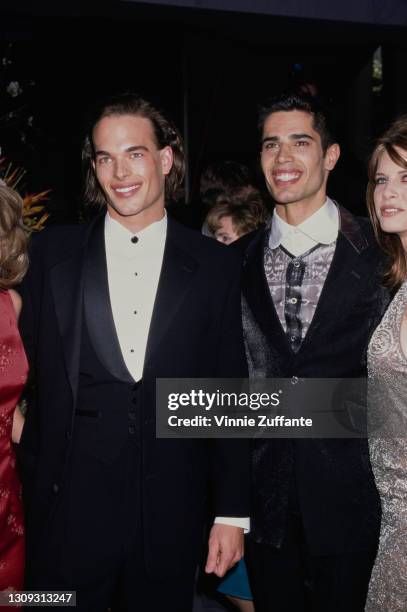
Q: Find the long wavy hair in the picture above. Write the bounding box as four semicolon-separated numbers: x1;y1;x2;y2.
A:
82;94;185;206
367;115;407;289
0;184;28;289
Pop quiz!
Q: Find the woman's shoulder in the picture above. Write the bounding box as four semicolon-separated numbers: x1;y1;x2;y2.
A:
7;288;22;319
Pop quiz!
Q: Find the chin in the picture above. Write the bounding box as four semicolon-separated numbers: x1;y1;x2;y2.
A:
380;219;407;236
111;202;144;217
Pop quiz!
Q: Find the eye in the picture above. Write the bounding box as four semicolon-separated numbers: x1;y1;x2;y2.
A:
130;151;143;159
96;156;111;165
263;142;278;151
295;140;309;147
374;176;387;185
401;174;407;182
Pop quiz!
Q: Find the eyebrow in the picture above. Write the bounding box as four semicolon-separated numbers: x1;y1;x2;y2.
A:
375;169;407;175
262;133;315;145
94;145;149;157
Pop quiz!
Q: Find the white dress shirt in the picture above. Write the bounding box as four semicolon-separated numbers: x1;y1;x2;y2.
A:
104;212;249;532
105;212;166;382
269;198;339;257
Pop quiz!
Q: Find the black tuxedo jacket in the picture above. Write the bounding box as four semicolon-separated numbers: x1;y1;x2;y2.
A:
18;214;250;576
239;206;389;555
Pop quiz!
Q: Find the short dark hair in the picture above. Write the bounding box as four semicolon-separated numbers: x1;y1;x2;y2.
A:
82;93;185;206
258;92;335;153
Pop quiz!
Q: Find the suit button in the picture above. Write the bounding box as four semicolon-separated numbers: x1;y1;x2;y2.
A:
52;483;59;494
291;376;299;385
65;429;72;440
129;426;135;435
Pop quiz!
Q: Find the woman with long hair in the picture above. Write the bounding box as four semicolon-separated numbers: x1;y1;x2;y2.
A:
365;116;407;611
0;180;28;594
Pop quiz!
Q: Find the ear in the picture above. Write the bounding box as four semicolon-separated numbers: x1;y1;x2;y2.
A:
324;143;340;172
160;146;174;176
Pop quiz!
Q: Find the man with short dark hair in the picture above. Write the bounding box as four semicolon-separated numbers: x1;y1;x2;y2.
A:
19;94;250;611
241;92;387;611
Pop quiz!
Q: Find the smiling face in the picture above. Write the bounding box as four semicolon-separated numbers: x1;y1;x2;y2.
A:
92;114;173;232
260;110;339;224
374;147;407;249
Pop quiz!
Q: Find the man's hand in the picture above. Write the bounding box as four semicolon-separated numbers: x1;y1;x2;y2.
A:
205;524;244;577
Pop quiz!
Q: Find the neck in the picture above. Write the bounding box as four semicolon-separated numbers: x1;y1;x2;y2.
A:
275;195;327;226
107;205;165;234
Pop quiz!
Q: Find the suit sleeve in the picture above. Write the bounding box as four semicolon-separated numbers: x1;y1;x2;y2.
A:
211;253;251;518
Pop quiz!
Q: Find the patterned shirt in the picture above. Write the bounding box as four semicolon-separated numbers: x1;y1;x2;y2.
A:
264;241;336;353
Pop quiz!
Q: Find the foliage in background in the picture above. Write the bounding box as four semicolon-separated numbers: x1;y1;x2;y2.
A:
1;42;50;233
1;157;50;233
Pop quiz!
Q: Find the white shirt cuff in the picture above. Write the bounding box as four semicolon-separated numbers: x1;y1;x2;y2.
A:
214;516;250;533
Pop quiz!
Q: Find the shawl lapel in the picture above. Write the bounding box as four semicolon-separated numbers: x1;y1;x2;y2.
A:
143;217;198;371
83;215;133;383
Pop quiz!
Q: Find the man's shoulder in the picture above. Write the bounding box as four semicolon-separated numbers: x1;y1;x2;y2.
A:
234;226;266;251
28;223;89;263
337;204;378;249
167;215;243;267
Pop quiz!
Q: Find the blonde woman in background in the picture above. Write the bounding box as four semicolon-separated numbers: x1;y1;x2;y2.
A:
0;181;28;596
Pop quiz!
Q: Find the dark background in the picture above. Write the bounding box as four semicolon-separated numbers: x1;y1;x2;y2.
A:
1;0;407;223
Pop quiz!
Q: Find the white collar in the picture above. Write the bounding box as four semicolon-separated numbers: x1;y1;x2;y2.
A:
104;211;167;256
269;198;339;251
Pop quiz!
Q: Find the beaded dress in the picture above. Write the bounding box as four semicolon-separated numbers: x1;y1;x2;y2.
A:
0;290;27;593
366;281;407;611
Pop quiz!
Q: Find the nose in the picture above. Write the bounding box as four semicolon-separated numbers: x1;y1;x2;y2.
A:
276;142;293;163
382;180;397;200
114;157;131;180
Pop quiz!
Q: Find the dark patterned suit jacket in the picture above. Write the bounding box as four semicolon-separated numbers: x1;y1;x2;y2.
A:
240;206;389;555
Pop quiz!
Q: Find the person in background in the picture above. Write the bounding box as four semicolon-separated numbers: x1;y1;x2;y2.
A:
200;161;255;208
0;181;28;597
206;186;267;245
199;161;257;236
365;115;407;612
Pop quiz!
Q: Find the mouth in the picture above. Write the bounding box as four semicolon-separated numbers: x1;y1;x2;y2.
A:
272;171;302;185
111;183;142;197
380;206;405;217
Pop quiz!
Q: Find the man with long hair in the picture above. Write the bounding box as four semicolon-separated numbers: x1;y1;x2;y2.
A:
19;93;249;611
